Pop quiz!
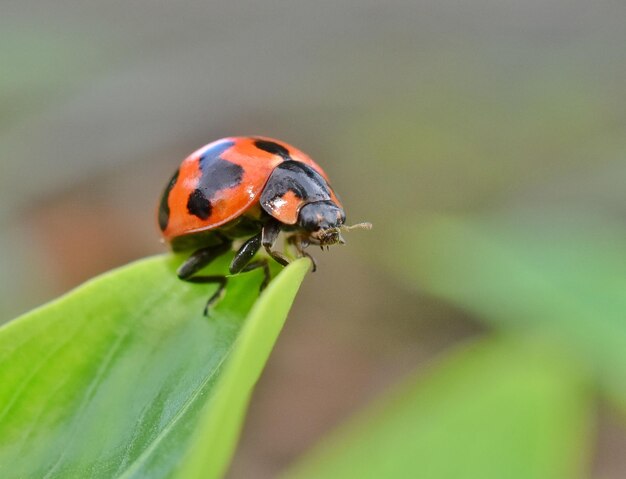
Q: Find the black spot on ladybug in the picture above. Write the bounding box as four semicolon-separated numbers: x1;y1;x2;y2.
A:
187;188;212;219
187;144;245;220
201;139;235;160
159;169;179;231
254;140;291;161
198;157;244;193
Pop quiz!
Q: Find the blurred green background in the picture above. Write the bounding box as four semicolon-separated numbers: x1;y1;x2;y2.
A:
2;1;625;477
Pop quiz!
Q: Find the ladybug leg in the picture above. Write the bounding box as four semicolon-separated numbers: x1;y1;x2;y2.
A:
287;235;317;272
262;220;290;267
177;241;232;316
229;232;262;274
185;276;228;316
229;232;271;291
177;241;231;279
238;260;271;291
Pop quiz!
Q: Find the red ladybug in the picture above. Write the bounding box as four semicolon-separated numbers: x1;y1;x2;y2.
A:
158;136;370;313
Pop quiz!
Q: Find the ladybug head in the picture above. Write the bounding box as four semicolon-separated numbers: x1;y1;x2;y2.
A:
298;200;346;246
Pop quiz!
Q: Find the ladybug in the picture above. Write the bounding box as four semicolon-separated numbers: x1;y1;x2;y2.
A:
158;136;370;314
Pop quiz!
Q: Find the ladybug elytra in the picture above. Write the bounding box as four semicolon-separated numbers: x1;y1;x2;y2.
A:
158;136;370;314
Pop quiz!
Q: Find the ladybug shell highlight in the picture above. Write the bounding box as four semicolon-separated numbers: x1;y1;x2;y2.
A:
158;136;341;247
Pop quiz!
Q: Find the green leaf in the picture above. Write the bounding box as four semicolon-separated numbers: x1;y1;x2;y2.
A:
393;215;626;409
0;254;310;479
175;256;310;479
285;337;593;479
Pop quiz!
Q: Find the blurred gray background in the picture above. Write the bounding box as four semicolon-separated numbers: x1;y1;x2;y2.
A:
2;1;626;477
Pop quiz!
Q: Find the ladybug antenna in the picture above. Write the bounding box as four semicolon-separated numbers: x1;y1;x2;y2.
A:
337;222;372;245
341;222;373;232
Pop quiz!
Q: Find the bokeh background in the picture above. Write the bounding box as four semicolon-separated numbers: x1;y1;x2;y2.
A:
2;1;625;477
